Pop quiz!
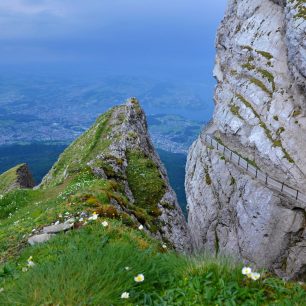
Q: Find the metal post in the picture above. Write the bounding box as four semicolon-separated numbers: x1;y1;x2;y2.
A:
255;168;258;178
217;142;219;150
246;163;249;171
230;151;233;160
296;190;299;200
238;156;240;165
265;174;268;185
281;182;284;192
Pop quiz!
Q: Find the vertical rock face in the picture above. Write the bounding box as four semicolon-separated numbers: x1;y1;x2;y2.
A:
186;0;306;279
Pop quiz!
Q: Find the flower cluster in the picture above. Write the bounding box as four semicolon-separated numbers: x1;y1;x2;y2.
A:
120;269;145;299
242;267;260;281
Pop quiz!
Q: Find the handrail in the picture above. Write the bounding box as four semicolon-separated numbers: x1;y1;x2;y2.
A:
204;134;306;205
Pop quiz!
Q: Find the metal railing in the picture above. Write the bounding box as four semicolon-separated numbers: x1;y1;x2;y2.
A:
204;134;306;204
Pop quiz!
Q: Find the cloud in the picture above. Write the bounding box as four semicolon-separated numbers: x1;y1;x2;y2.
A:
0;0;61;16
0;0;227;68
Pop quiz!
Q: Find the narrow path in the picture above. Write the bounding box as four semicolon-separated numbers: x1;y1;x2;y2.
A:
204;134;306;206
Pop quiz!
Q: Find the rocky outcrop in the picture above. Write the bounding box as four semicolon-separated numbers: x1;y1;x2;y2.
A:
0;163;35;194
186;0;306;279
42;99;191;252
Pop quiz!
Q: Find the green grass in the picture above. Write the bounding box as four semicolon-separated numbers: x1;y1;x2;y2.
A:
126;150;166;232
0;221;305;305
41;110;113;187
126;150;166;210
0;169;131;262
0;164;24;195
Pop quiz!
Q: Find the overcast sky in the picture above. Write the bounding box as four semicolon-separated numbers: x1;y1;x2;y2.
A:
0;0;227;80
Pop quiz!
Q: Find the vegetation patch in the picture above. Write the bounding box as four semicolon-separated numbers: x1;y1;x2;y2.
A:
292;107;302;117
276;127;285;136
242;63;255;71
257;68;276;91
205;168;212;185
42;110;113;187
230;104;244;120
290;0;306;19
236;94;294;163
126;150;166;230
241;45;253;51
0;226;305;305
0;165;20;194
249;77;272;97
255;50;273;60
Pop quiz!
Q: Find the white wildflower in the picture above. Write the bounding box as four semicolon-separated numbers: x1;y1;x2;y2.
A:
250;272;260;281
88;212;99;221
101;221;108;227
138;225;144;230
242;267;252;276
121;292;129;299
134;274;145;282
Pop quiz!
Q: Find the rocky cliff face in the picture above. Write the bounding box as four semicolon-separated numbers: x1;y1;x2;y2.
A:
186;0;306;279
0;163;35;194
42;98;191;252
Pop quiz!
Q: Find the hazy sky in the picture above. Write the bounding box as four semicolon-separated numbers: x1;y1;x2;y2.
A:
0;0;227;80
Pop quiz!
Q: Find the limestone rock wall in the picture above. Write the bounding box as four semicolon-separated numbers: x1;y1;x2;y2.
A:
186;0;306;279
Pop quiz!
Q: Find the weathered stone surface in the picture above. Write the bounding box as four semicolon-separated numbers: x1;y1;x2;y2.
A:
186;0;306;279
94;99;191;252
43;222;74;234
16;164;35;189
28;234;55;246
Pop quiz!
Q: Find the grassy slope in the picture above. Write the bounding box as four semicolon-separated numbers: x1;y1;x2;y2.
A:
0;164;22;194
41;109;113;187
0;215;305;305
